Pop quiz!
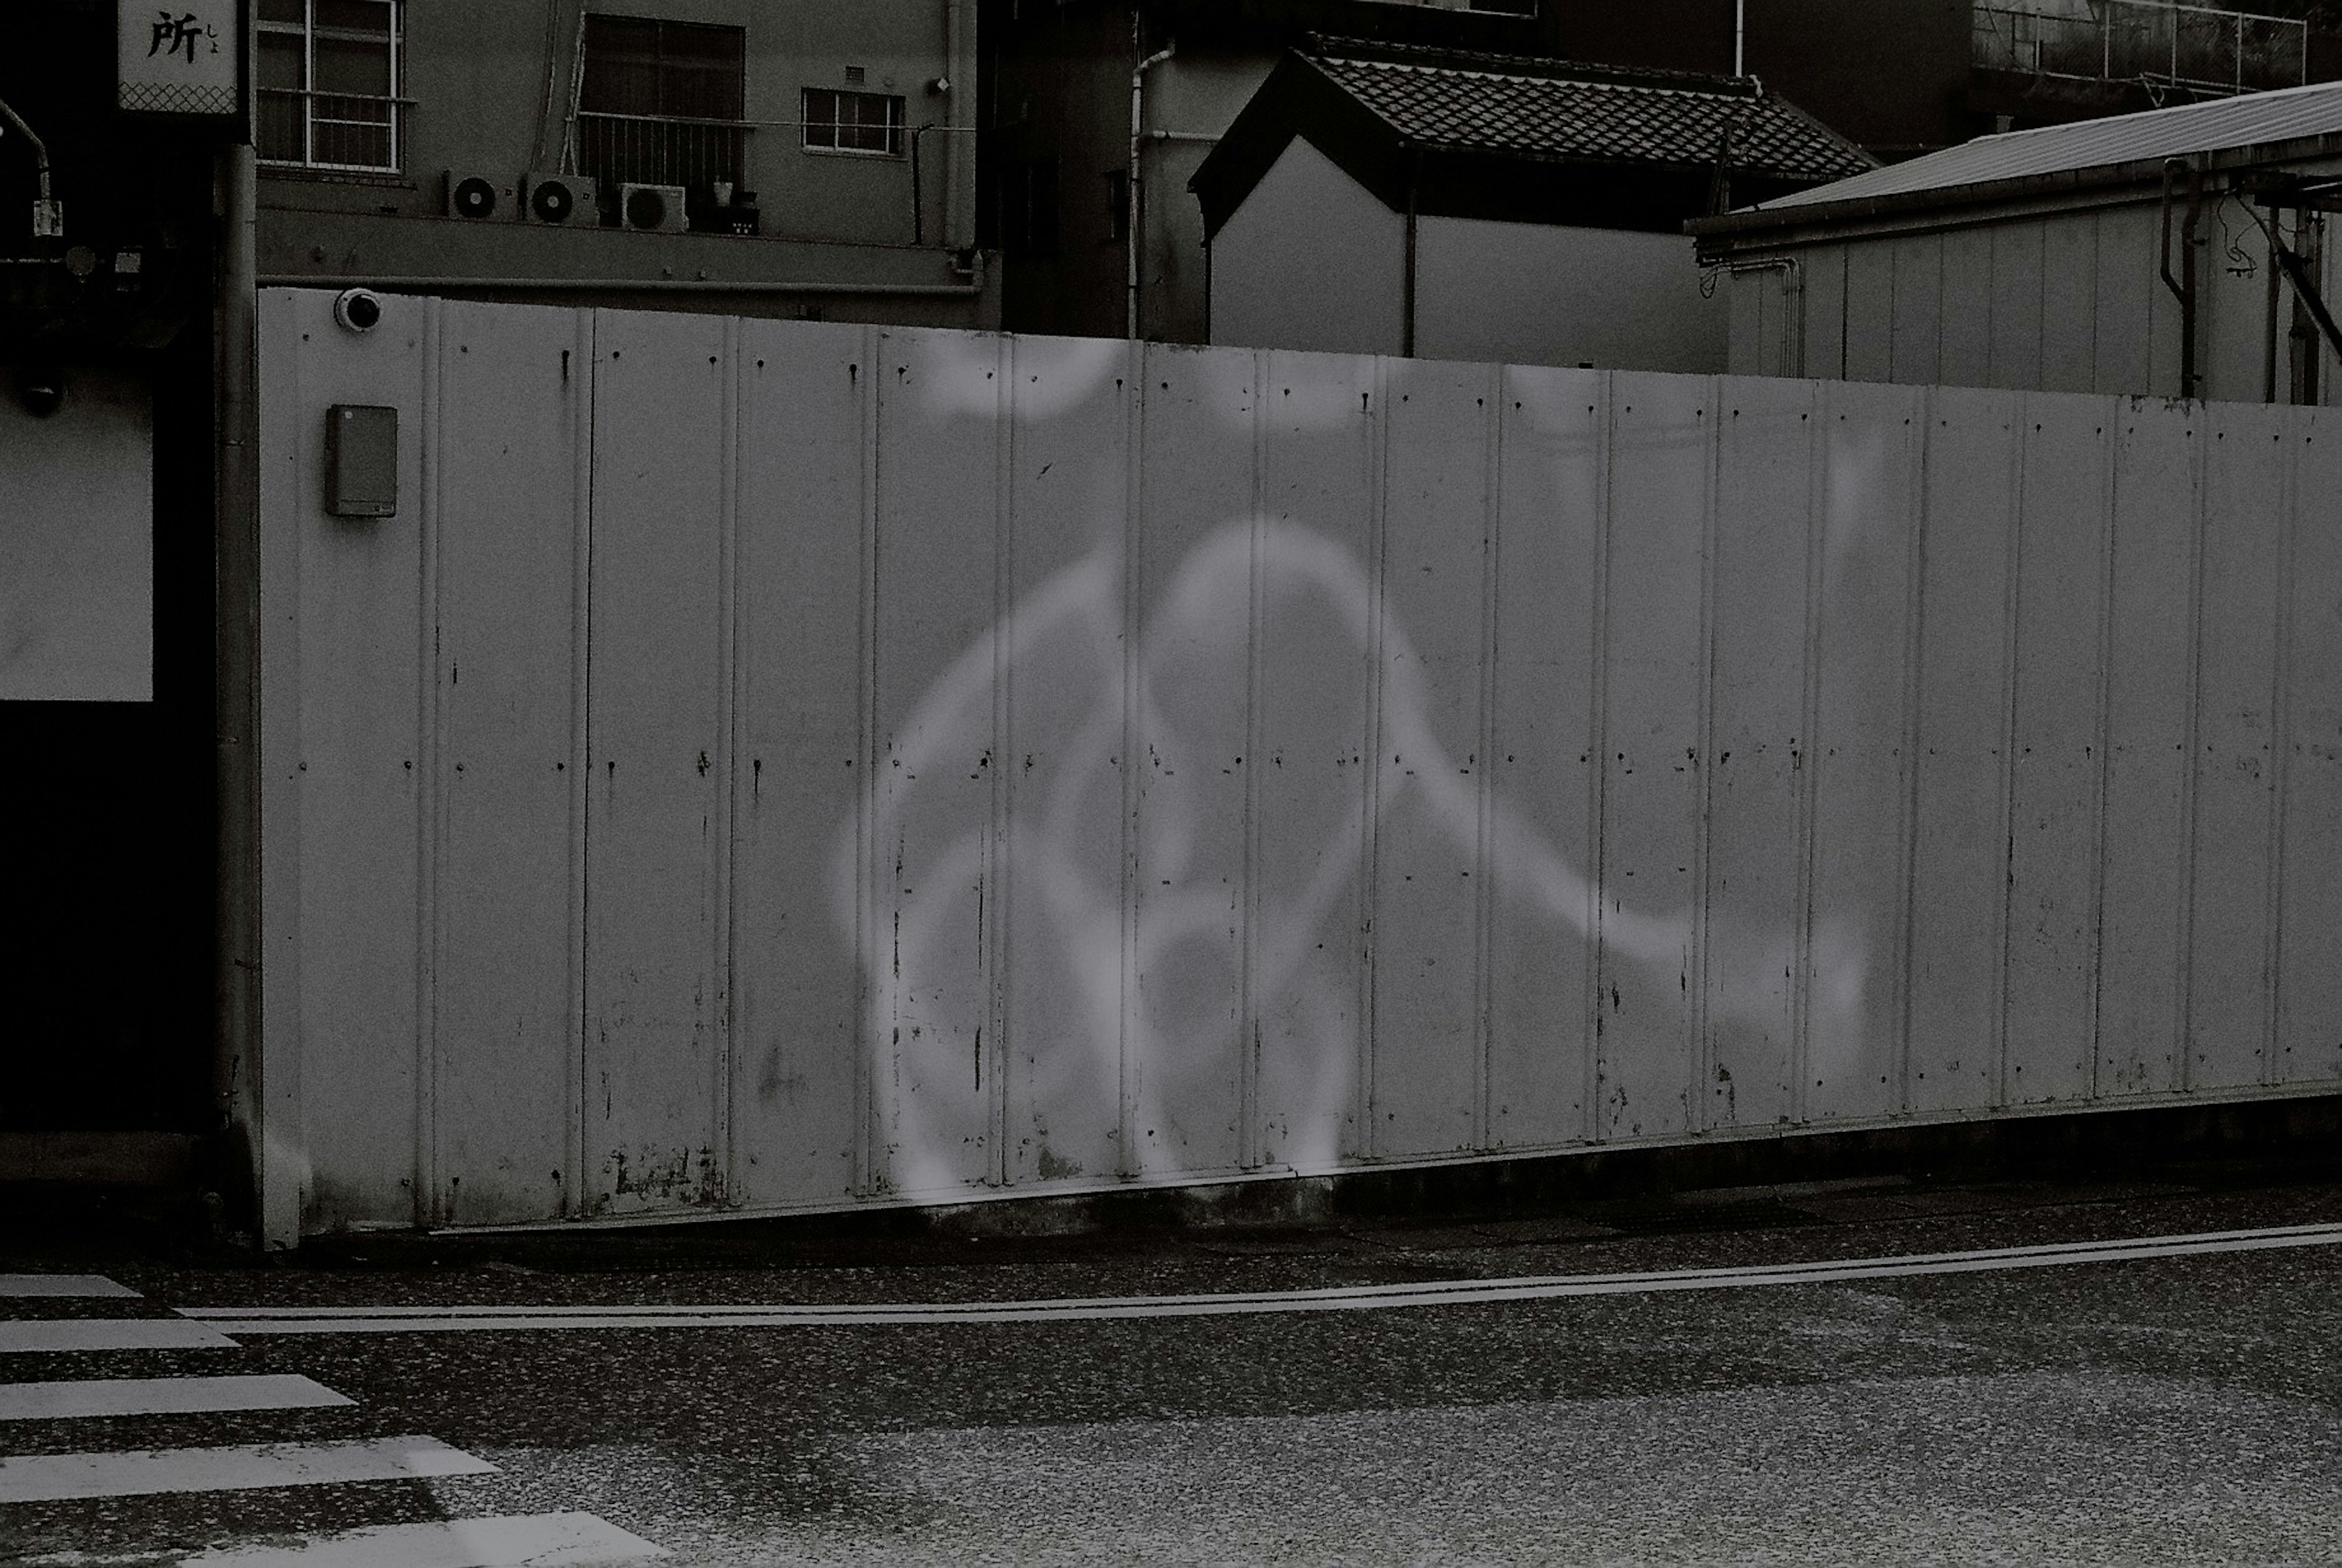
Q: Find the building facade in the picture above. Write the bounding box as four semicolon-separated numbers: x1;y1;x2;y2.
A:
1692;81;2342;403
1;0;240;1178
1192;42;1872;370
987;0;2342;347
257;0;994;324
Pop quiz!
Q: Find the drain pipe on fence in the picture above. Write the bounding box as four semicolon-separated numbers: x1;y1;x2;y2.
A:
0;91;62;240
2161;157;2205;398
1128;33;1175;340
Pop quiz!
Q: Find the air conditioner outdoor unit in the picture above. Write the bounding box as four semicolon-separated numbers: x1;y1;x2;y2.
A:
618;182;689;234
523;171;597;225
444;170;515;221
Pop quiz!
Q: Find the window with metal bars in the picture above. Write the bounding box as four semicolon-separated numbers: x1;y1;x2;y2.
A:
576;16;748;192
801;88;907;157
257;0;403;171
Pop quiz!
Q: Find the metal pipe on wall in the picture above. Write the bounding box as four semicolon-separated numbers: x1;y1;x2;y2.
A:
257;273;983;296
942;0;973;251
2160;157;2204;398
1726;254;1803;376
1128;34;1176;340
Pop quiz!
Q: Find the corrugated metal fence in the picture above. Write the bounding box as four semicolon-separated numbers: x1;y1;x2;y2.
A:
256;290;2342;1240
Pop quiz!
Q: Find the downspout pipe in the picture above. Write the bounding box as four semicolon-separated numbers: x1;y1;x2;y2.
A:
1723;254;1803;375
2160;157;2204;398
0;92;54;205
1128;37;1175;340
1402;148;1419;357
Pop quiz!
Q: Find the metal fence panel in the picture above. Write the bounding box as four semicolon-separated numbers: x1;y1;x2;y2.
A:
2098;401;2199;1097
257;295;2342;1239
1484;366;1605;1151
1131;345;1254;1178
730;318;870;1207
1372;360;1496;1158
1593;373;1710;1144
1249;349;1378;1172
2005;398;2113;1104
1807;380;1926;1122
1000;335;1134;1187
1906;387;2019;1115
430;301;590;1226
867;329;1011;1198
2279;409;2342;1086
1702;379;1815;1132
2187;403;2289;1091
582;310;732;1215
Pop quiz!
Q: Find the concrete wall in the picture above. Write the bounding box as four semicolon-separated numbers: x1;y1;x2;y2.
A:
0;368;152;703
257;288;2342;1243
1416;219;1728;373
1728;192;2342;403
1209;137;1405;356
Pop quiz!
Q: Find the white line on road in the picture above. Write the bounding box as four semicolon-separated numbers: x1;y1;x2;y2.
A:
0;1276;138;1299
0;1319;237;1354
177;1220;2342;1334
0;1374;353;1422
0;1434;495;1503
176;1511;667;1566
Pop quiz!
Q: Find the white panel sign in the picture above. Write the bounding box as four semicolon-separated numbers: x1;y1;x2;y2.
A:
0;370;154;702
118;2;241;116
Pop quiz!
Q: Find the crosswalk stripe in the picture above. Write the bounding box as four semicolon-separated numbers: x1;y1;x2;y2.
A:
177;1219;2342;1334
0;1318;237;1354
0;1374;352;1422
176;1510;668;1566
0;1434;495;1503
0;1275;138;1299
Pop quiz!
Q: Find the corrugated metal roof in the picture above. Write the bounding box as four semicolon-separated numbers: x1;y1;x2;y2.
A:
1752;77;2342;211
1304;46;1874;181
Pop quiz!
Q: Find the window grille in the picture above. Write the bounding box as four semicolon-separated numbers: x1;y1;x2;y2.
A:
257;0;404;172
576;16;748;192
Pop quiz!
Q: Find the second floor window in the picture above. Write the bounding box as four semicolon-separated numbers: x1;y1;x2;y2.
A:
578;16;747;192
257;0;403;171
803;88;906;157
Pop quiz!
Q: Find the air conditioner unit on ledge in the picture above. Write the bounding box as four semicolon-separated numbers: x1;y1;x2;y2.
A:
444;170;515;221
618;182;688;234
523;172;598;225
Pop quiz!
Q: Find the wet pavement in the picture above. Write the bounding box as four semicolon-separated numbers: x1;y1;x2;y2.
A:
2;1166;2338;1565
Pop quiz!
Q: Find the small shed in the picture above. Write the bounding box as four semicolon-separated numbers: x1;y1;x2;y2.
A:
1691;80;2342;403
1189;40;1872;371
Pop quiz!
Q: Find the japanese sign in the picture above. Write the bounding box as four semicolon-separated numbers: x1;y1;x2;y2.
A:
118;2;241;117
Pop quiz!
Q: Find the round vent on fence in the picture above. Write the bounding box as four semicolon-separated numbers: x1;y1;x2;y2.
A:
530;180;575;224
451;175;500;220
625;185;670;230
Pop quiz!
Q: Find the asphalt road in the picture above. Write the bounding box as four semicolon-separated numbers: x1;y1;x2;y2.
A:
3;1170;2338;1566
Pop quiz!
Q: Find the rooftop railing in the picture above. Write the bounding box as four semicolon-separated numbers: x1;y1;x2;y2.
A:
1974;0;2308;95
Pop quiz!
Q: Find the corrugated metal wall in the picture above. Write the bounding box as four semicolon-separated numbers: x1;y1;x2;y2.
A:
1727;195;2341;404
257;289;2342;1239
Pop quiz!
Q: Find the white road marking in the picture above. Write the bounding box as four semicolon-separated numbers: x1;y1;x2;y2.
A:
0;1434;495;1503
0;1319;237;1354
0;1374;352;1422
179;1220;2342;1334
0;1276;138;1299
176;1511;668;1566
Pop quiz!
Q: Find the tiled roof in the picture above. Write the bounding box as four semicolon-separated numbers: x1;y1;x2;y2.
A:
1302;41;1874;182
1748;76;2342;213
